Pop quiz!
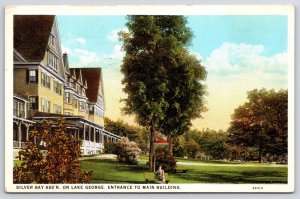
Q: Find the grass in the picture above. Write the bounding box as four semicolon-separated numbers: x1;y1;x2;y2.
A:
81;159;148;184
81;156;288;184
13;155;288;184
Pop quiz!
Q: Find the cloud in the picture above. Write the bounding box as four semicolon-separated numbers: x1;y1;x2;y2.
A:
72;48;100;67
61;44;72;55
189;50;203;61
110;44;124;59
191;42;288;131
76;37;86;45
204;42;287;76
107;28;128;42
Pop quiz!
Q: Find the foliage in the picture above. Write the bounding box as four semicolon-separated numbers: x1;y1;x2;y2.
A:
13;119;92;183
227;88;288;162
115;137;141;165
155;147;177;172
120;15;206;170
104;117;148;152
104;140;118;154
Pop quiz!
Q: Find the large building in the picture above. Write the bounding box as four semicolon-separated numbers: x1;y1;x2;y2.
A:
13;15;120;157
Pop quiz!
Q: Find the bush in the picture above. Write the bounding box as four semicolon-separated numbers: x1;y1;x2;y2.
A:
104;140;117;154
115;137;141;165
155;147;176;172
13;119;92;184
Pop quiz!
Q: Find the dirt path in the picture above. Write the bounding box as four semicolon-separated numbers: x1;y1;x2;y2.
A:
79;154;287;168
79;154;117;160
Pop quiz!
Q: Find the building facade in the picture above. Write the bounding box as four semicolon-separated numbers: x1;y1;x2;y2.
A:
13;15;120;157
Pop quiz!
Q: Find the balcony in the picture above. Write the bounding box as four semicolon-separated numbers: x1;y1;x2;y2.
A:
13;141;27;148
13;109;26;118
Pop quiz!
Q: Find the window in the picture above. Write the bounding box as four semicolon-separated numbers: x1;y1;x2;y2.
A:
46;100;50;113
97;97;104;108
13;100;17;116
54;104;61;114
41;72;50;89
41;98;45;112
73;98;78;108
19;102;24;117
46;75;50;88
50;34;55;46
28;70;37;83
48;51;58;70
95;107;104;119
89;106;94;113
65;92;70;103
79;101;85;111
53;80;62;95
41;72;45;86
29;96;38;110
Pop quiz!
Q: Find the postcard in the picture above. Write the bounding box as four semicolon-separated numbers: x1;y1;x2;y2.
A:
5;5;295;192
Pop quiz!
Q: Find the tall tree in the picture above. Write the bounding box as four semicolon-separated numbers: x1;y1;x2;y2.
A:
120;16;205;170
228;88;288;162
161;50;207;155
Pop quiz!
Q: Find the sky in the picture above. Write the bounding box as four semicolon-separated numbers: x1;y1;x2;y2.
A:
57;15;288;131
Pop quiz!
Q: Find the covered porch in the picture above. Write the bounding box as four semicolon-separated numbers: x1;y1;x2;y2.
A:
33;114;121;155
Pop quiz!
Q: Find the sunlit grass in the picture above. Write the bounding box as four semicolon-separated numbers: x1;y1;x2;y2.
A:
80;156;288;184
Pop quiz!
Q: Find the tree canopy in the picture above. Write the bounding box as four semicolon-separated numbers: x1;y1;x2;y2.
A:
120;15;207;170
228;88;288;162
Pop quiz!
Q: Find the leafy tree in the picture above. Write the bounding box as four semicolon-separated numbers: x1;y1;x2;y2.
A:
120;15;206;170
162;50;207;155
104;117;148;152
13;119;92;183
228;88;288;162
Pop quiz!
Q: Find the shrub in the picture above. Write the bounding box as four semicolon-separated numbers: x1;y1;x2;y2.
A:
13;119;92;183
114;137;141;165
104;140;117;154
155;147;176;172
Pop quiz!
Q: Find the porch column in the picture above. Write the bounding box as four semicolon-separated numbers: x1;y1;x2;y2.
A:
18;123;22;149
88;125;91;148
83;123;86;154
93;128;96;153
83;123;86;141
25;124;30;141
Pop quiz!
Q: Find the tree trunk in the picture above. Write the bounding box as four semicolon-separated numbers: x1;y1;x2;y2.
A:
148;126;155;171
167;134;173;156
258;141;262;163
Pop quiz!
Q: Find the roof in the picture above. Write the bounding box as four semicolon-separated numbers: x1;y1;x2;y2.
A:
14;15;55;62
154;137;169;145
70;68;102;102
34;111;83;118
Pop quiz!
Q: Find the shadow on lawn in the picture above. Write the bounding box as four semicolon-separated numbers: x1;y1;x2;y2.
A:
83;158;148;172
91;177;144;184
176;170;287;184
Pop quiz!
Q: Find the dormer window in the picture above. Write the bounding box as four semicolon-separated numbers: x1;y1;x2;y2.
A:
48;51;58;71
50;33;55;46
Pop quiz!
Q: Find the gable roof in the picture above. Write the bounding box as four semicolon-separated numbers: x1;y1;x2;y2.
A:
14;15;55;62
70;68;102;103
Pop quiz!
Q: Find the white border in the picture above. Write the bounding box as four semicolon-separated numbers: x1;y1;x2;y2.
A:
5;4;295;193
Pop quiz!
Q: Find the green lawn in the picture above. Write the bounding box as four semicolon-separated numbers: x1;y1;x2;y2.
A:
81;156;288;184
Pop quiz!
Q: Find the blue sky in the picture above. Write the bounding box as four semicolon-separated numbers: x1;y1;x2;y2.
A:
57;15;288;130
